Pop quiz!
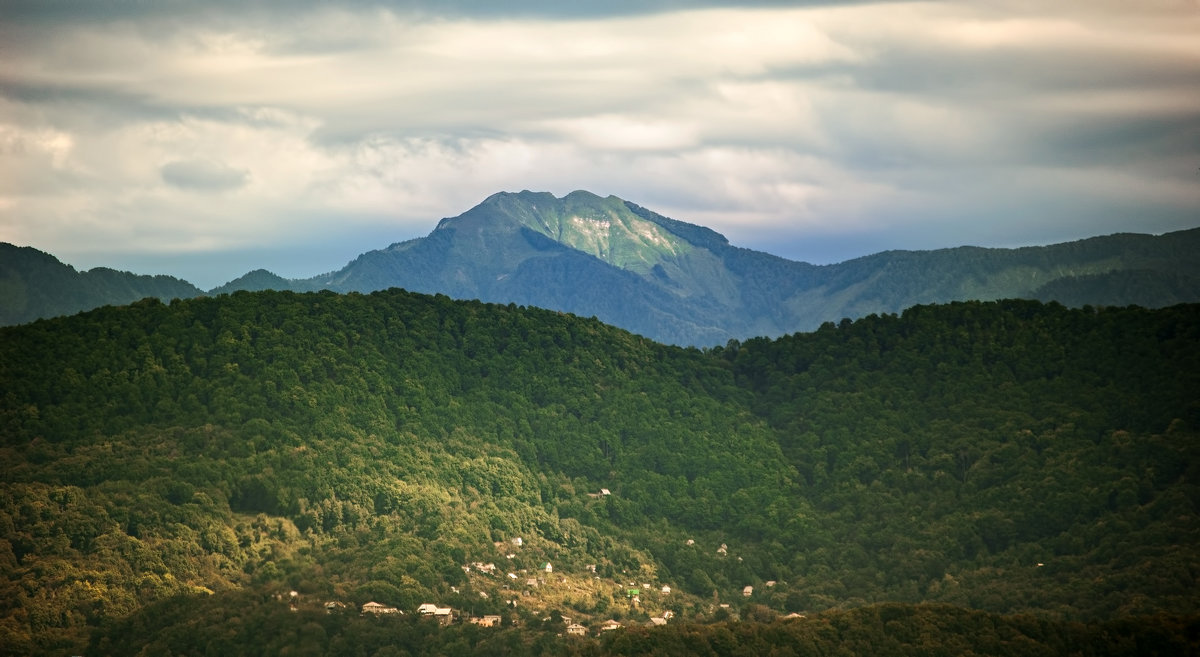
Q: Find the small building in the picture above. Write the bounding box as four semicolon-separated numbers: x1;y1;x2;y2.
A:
600;488;611;496
511;537;523;546
540;562;553;573
717;543;728;555
649;616;667;626
566;623;588;636
601;619;622;632
471;615;501;627
433;607;454;626
324;601;347;614
765;580;776;588
417;603;440;615
661;585;672;595
362;601;400;615
742;585;753;597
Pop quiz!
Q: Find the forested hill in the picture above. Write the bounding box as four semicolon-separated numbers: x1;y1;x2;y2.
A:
0;242;203;326
1;290;1198;655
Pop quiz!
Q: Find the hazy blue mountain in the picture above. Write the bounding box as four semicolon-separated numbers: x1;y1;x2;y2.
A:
0;242;203;326
225;190;1199;345
207;268;320;296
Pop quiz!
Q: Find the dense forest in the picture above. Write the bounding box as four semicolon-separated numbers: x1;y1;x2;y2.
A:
1;289;1197;655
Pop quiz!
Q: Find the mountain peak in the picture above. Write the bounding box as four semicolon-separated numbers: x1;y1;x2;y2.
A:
438;190;709;274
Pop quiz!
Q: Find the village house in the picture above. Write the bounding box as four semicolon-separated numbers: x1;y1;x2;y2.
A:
418;604;454;625
433;607;454;626
743;585;754;597
600;619;622;632
649;617;667;626
362;601;400;615
470;615;502;627
661;585;672;595
566;623;588;636
324;601;347;614
540;562;553;573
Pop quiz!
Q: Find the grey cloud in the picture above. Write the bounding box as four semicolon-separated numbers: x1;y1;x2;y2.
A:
4;0;1197;290
161;159;248;191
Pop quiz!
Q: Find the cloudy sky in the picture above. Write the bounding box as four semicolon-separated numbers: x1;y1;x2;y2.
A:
2;0;1198;289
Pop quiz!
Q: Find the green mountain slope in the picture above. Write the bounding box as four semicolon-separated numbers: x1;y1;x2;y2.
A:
0;243;203;326
1;290;1197;654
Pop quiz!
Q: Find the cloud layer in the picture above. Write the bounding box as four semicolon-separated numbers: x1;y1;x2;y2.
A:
2;1;1198;288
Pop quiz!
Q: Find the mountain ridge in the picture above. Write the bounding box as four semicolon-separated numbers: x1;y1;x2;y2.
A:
0;242;204;326
3;190;1198;344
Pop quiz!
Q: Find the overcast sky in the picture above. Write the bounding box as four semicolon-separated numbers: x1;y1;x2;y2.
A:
2;0;1198;289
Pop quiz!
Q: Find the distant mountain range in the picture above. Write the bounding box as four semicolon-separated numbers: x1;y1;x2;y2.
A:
5;190;1199;344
